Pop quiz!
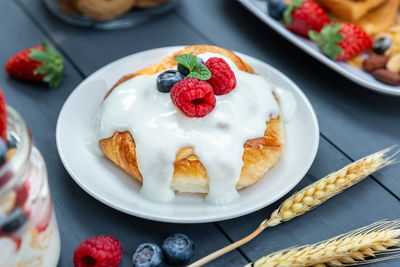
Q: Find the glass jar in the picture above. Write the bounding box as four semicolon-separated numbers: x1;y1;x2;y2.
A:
42;0;180;30
0;107;60;267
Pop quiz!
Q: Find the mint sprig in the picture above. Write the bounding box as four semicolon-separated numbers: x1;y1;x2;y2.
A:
173;54;211;80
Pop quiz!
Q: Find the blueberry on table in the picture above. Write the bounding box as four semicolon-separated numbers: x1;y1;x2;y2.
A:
157;70;185;93
162;233;194;265
0;208;28;234
267;0;288;20
0;138;7;165
133;243;164;267
178;57;204;76
373;36;392;55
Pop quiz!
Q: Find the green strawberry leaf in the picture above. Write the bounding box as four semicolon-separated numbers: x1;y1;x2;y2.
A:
283;0;304;25
186;64;211;80
28;40;65;88
174;54;198;72
309;24;344;60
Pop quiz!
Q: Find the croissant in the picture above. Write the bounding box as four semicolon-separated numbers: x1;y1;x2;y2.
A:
98;45;285;194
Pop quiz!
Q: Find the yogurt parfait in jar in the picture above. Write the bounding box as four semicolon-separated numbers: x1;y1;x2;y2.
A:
0;100;60;266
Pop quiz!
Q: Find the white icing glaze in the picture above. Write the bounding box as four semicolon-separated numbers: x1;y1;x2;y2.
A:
93;53;283;205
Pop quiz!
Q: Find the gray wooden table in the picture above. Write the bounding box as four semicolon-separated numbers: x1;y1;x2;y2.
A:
3;0;400;266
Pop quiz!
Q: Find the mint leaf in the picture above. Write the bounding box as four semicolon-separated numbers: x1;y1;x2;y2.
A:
174;54;198;72
186;64;211;80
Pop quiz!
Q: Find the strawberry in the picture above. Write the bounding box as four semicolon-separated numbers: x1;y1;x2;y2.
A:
0;90;7;142
309;23;372;61
283;0;330;37
5;41;64;87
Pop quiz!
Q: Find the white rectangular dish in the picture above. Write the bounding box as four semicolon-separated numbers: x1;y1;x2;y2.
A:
238;0;400;96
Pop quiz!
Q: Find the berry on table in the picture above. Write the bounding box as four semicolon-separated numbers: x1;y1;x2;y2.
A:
204;57;236;95
73;235;122;267
132;243;164;267
283;0;330;37
5;41;64;87
0;208;28;234
157;70;185;93
267;0;287;20
310;23;372;61
162;233;194;265
373;36;392;55
171;78;216;118
178;57;204;77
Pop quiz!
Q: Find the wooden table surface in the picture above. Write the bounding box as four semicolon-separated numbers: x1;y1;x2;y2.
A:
3;0;400;266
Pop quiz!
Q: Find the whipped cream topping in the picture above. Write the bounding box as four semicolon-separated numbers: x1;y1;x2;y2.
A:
94;52;281;205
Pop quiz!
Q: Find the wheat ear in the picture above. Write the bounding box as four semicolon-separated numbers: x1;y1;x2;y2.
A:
187;146;398;267
247;220;400;267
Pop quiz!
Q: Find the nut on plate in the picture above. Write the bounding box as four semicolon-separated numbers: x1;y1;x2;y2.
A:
372;69;400;86
362;55;389;72
386;54;400;73
76;0;136;21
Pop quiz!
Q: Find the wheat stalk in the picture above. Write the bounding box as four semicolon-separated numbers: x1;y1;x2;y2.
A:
247;220;400;267
187;146;399;267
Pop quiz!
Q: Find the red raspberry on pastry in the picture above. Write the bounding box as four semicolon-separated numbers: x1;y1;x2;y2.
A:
205;57;236;95
73;235;122;267
171;78;216;118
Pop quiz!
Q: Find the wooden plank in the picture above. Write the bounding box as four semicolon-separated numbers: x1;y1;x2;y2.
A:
217;137;400;266
172;0;400;198
5;1;249;266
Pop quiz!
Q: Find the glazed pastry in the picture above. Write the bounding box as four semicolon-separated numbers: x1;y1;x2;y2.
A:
313;0;386;21
95;45;285;204
135;0;170;8
76;0;136;21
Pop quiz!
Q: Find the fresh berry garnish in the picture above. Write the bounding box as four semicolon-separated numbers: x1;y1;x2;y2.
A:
310;23;372;61
162;233;194;265
0;90;7;143
132;243;164;267
283;0;330;37
373;36;392;55
171;78;216;118
268;0;288;20
0;139;6;166
5;41;64;87
178;57;204;77
73;235;122;267
0;208;28;234
173;54;211;80
204;57;236;95
156;70;185;93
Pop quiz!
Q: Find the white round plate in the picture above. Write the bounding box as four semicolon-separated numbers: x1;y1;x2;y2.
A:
56;46;319;223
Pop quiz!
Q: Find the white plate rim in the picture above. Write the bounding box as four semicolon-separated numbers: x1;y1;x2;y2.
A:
56;46;320;223
237;0;400;96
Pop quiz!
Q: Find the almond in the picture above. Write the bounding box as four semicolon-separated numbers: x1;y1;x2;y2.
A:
386;54;400;73
372;69;400;86
362;55;389;72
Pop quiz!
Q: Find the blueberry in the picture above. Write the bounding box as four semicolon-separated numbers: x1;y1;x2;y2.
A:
7;135;17;149
373;36;392;55
0;138;6;165
177;57;204;77
132;243;164;267
162;234;194;265
0;208;28;234
157;70;185;93
267;0;287;20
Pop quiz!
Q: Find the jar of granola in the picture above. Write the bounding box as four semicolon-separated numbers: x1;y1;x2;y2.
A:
0;107;60;266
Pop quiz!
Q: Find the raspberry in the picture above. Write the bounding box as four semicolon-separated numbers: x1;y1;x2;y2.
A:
73;235;122;267
171;78;216;118
205;57;236;95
